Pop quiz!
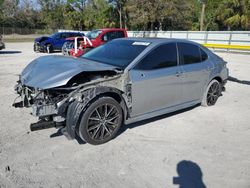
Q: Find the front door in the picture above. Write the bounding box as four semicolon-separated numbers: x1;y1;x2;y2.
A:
129;43;183;117
53;33;69;50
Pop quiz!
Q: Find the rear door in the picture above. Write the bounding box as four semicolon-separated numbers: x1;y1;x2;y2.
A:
129;43;183;117
177;42;213;103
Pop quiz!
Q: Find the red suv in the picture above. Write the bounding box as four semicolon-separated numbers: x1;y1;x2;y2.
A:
62;28;128;57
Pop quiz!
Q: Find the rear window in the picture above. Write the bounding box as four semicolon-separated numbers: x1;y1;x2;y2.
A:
81;40;149;69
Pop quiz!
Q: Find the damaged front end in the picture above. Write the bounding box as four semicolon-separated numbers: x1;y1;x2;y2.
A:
13;81;70;131
13;71;126;140
12;54;131;141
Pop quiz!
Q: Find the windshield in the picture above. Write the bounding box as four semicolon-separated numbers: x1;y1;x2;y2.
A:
86;30;102;40
81;40;150;69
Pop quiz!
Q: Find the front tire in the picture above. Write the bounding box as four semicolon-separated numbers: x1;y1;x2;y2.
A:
78;97;123;145
201;79;221;107
46;44;53;53
33;43;38;52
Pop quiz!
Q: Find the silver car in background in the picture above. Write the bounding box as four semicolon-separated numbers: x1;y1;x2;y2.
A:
13;38;229;145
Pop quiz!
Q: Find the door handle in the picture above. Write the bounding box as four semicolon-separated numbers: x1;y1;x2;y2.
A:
140;73;146;77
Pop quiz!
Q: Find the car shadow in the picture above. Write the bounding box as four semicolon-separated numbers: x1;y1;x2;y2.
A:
173;160;206;188
49;105;199;145
0;50;22;54
50;127;86;144
116;105;199;137
228;76;250;86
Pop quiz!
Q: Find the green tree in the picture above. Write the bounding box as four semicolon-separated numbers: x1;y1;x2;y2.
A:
109;0;127;28
125;0;195;30
83;0;116;29
38;0;65;30
217;0;250;30
66;0;87;29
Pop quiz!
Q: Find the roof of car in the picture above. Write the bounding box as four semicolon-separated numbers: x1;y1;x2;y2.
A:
117;37;200;45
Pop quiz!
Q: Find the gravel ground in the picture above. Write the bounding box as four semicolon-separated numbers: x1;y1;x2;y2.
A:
0;43;250;188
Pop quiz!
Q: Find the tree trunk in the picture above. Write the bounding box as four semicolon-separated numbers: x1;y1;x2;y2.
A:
159;21;162;31
124;13;127;29
119;6;122;28
200;3;206;31
150;22;154;31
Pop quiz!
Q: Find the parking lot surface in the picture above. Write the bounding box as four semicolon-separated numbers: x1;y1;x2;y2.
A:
0;43;250;188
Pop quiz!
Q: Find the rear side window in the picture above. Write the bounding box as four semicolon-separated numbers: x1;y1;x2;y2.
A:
70;33;79;37
61;33;71;39
135;43;178;70
178;43;201;65
105;31;125;40
115;31;125;38
200;48;208;61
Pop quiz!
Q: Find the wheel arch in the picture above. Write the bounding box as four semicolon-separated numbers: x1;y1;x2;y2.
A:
65;86;128;139
212;76;222;83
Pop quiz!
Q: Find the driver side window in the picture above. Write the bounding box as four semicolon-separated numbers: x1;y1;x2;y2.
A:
135;43;178;70
102;32;110;42
54;33;61;39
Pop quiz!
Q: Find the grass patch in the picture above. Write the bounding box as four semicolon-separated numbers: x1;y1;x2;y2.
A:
4;38;35;42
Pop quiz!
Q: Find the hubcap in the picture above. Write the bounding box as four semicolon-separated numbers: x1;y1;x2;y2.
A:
87;104;119;141
207;82;220;106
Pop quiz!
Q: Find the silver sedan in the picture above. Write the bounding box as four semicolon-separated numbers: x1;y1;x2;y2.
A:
14;38;229;145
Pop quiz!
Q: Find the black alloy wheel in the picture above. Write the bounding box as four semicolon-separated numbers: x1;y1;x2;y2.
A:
206;81;221;106
87;104;119;140
78;97;123;145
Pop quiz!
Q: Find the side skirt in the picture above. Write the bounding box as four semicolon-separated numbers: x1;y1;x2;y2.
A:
124;100;200;125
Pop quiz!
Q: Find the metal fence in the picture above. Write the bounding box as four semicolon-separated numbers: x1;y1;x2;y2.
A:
127;31;250;46
0;27;56;35
1;27;250;47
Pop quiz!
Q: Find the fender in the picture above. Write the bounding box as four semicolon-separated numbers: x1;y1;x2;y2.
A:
65;86;128;139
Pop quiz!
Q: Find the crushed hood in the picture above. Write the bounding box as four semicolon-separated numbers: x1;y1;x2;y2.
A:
35;36;51;43
21;55;118;89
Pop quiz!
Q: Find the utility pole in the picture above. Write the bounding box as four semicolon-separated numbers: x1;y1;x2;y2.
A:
199;0;207;31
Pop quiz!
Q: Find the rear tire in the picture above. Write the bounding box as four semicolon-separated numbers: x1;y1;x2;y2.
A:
201;79;221;107
78;97;123;145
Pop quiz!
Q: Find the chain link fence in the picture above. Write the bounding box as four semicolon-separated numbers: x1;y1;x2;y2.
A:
0;27;56;35
0;27;57;41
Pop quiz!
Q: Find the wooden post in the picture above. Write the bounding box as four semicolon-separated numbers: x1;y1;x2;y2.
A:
200;3;206;31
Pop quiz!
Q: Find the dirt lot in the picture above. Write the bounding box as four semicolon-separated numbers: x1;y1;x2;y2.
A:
0;43;250;188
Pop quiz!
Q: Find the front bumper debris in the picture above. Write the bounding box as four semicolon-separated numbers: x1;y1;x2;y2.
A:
34;42;45;52
0;42;5;50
